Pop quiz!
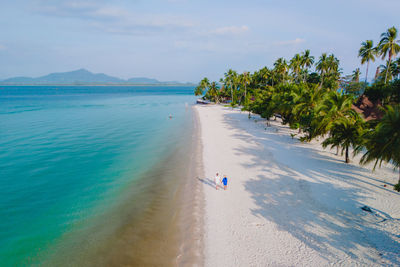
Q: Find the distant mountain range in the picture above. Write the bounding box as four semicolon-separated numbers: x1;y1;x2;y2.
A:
0;69;193;85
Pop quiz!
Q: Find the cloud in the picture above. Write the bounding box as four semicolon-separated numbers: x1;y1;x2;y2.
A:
0;44;6;50
210;25;249;35
274;38;305;46
32;0;193;35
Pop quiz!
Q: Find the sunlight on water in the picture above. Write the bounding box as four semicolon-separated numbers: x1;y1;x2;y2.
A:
0;86;195;265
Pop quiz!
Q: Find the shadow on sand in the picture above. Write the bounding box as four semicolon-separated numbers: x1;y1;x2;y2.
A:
197;177;215;189
221;110;400;265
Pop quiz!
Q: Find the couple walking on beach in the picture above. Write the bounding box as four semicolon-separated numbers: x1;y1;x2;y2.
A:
214;173;228;190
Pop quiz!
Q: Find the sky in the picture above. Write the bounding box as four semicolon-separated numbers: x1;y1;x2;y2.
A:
0;0;399;83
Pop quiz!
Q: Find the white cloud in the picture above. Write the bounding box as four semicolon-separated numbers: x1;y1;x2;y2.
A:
274;38;305;46
32;1;193;35
210;25;249;35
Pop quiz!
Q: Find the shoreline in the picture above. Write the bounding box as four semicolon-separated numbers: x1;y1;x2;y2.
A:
40;104;199;266
196;104;400;266
176;106;204;266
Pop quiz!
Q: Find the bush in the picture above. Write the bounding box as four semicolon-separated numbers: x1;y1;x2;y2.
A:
394;183;400;192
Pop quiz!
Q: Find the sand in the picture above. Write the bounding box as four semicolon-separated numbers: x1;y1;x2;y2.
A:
195;104;400;266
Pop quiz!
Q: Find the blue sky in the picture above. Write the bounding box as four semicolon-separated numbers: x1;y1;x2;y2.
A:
0;0;399;82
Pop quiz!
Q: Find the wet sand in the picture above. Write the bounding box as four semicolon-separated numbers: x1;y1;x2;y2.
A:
43;107;203;266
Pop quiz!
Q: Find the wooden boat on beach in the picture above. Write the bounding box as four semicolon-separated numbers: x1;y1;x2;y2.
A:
196;99;211;104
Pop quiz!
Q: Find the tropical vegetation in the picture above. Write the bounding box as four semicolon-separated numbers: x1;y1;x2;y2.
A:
194;26;400;191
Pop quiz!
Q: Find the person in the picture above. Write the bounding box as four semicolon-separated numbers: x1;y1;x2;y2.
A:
222;175;228;190
214;172;221;190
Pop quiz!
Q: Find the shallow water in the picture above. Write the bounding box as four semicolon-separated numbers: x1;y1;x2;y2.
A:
0;86;196;265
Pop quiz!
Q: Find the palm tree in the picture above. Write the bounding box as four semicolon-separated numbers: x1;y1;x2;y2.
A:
352;68;361;82
260;67;271;86
195;77;210;96
274;58;288;84
378;26;400;84
357;105;400;185
326;54;340;74
378;60;394;83
291;84;324;134
290;54;302;83
391;57;400;79
322;110;364;163
207;81;220;103
316;53;328;87
301;49;314;82
374;66;380;81
358;40;376;83
314;91;354;138
223;69;238;104
240;71;251;105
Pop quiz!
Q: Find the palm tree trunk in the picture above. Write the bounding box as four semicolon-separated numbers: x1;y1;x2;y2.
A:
365;61;369;84
230;85;233;106
244;85;247;104
320;73;324;87
384;56;392;84
345;146;349;163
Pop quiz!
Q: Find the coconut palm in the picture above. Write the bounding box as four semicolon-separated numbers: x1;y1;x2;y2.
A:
352;68;361;83
301;49;314;82
206;81;220;103
358;40;376;83
322;110;364;163
391;58;400;79
378;60;394;83
326;54;340;74
316;53;329;87
291;84;324;134
240;71;251;105
374;66;380;81
274;58;288;84
378;26;400;84
223;69;238;104
194;86;203;96
290;54;302;83
314;91;354;138
195;77;210;96
323;54;341;90
357;105;400;184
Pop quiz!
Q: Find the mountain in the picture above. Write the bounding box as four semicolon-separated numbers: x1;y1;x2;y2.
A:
0;69;192;85
36;69;125;84
1;77;36;84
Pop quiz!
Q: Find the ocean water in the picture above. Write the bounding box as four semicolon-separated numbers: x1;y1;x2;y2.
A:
0;86;196;266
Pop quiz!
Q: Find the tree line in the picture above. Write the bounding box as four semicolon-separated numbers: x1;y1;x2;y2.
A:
195;26;400;191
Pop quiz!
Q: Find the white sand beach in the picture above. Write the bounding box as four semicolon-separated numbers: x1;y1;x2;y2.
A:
195;104;400;266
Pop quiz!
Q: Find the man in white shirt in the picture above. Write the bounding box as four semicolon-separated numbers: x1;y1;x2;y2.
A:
214;172;221;190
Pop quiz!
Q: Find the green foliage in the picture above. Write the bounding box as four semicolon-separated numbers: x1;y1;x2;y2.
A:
307;72;320;84
195;77;210;96
357;105;400;171
322;110;364;163
343;81;366;96
394;183;400;192
378;26;400;84
364;79;400;103
204;81;220;102
194;26;400;184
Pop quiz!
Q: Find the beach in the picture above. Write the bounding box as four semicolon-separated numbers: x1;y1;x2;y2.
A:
195;104;400;266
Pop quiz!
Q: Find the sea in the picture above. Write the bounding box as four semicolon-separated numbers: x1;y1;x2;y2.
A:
0;86;199;266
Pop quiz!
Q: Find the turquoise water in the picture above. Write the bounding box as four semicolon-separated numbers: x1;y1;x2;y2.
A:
0;86;196;265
